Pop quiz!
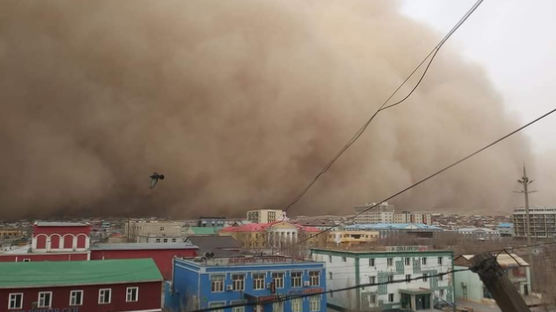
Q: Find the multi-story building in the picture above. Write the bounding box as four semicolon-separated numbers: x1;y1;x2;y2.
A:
345;223;442;239
311;247;454;311
0;259;163;312
496;223;514;237
219;221;320;249
125;220;186;243
327;230;379;246
165;256;326;312
454;253;530;302
354;202;395;224
512;207;556;238
0;228;25;242
246;209;286;224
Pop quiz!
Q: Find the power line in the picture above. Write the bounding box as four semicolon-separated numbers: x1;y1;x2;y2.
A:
297;105;556;244
191;267;469;312
283;0;484;212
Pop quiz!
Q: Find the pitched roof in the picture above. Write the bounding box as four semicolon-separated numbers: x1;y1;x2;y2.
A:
186;235;242;249
90;242;197;251
0;259;162;288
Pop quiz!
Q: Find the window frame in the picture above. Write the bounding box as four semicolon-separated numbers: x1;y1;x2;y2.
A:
387;274;394;283
231;300;246;312
404;257;410;266
291;271;302;288
208;301;226;312
423;273;428;282
387;257;393;266
388;293;394;302
98;288;112;304
232;274;245;291
369;258;375;266
309;295;321;312
37;291;53;308
369;276;376;284
272;272;285;288
69;289;84;306
291;297;303;312
253;273;265;290
421;257;427;265
8;293;23;310
126;286;139;302
309;271;320;286
405;274;411;283
438;256;443;265
210;274;225;292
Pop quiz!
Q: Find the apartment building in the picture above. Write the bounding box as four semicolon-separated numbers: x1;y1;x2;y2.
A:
354;203;432;225
246;209;286;223
311;247;454;311
512;207;556;238
125;220;185;243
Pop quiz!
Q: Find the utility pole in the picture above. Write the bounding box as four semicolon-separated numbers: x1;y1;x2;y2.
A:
471;253;531;312
517;165;535;292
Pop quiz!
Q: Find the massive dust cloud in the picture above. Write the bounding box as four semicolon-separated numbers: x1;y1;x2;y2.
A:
0;0;532;219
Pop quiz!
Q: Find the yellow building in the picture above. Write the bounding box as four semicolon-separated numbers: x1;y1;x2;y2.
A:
328;230;379;245
0;228;25;241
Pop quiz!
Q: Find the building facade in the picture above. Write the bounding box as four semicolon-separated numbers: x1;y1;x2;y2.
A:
0;259;163;312
90;242;198;280
345;223;442;239
311;247;454;311
246;209;286;224
354;203;433;225
512;207;556;238
327;230;379;246
32;222;91;252
165;256;326;312
496;223;514;237
125;220;186;243
219;222;320;249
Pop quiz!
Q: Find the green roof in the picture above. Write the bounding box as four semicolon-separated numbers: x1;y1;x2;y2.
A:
0;259;162;288
189;227;219;235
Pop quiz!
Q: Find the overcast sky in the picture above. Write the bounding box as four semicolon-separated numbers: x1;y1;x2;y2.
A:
401;0;556;154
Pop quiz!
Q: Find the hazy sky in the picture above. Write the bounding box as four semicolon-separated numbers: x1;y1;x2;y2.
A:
401;0;556;154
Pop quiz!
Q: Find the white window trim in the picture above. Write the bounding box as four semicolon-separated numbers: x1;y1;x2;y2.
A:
98;288;112;304
126;286;139;302
37;291;53;308
69;289;84;306
8;292;23;310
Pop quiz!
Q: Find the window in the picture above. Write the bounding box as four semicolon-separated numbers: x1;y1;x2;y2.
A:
405;274;411;283
253;273;265;290
329;272;333;280
99;288;111;304
291;272;302;288
209;301;226;312
172;238;177;242
163;238;168;243
439;289;445;298
439;273;444;281
291;298;302;312
369;258;375;266
438;256;443;265
8;293;23;309
342;256;347;262
272;301;284;312
38;291;52;308
160;226;165;231
309;295;321;311
232;274;245;291
126;287;139;302
388;293;394;302
211;275;225;292
309;271;320;286
387;257;393;266
231;300;246;312
328;255;332;263
272;272;284;288
155;238;161;243
369;294;376;304
387;274;394;282
422;257;427;265
69;290;83;306
369;276;376;284
423;273;428;282
405;257;410;266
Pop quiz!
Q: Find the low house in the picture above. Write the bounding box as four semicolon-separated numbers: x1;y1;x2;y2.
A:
0;259;163;312
165;256;327;312
90;242;198;280
454;253;531;303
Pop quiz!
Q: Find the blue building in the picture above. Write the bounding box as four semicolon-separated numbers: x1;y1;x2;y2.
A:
165;256;326;312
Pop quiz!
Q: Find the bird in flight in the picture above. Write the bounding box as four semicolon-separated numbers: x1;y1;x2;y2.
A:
150;172;165;189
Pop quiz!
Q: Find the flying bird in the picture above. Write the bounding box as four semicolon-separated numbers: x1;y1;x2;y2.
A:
150;172;165;189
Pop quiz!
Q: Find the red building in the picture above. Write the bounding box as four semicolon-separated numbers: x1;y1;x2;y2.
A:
90;243;198;280
32;221;91;252
0;259;162;312
0;251;88;262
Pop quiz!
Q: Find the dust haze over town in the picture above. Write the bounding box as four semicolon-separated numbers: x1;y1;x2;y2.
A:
0;0;553;220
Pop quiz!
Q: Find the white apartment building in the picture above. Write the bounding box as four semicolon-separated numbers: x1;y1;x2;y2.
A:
354;203;432;225
246;209;286;223
311;247;454;311
125;220;185;243
512;207;556;238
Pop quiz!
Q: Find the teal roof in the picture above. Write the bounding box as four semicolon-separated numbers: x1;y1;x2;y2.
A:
189;227;219;235
0;259;162;288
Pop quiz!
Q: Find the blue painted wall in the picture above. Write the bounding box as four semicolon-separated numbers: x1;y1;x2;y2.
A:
166;258;327;312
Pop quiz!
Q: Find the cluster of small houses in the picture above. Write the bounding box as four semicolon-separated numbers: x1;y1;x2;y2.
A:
0;221;531;312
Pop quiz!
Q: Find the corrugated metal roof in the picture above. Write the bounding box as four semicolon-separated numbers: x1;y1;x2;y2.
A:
0;259;162;288
34;221;89;227
90;242;197;250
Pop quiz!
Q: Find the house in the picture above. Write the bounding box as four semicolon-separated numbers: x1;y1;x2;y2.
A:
0;259;163;312
454;253;531;303
185;235;243;258
165;256;327;312
90;242;198;280
311;247;455;311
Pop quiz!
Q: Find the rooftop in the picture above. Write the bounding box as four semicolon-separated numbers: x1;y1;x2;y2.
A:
345;223;442;231
220;221;320;233
456;253;528;268
34;221;90;227
0;259;162;288
180;256;320;267
90;242;197;251
311;246;451;254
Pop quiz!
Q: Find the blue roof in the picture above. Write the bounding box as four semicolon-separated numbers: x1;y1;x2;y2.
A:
497;223;514;228
345;223;442;231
